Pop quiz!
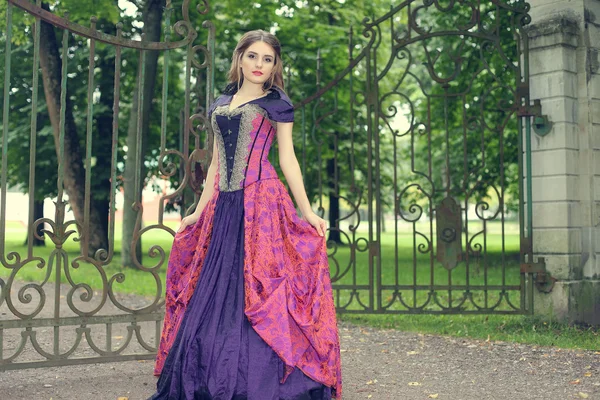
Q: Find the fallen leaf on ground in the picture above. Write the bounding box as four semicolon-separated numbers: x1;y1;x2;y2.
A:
408;382;421;386
570;379;581;385
584;372;592;377
578;392;589;399
428;394;439;399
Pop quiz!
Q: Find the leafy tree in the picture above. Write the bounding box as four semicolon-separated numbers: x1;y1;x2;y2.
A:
1;0;122;255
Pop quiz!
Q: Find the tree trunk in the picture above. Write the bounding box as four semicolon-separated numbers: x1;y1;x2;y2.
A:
325;12;343;245
91;19;117;260
38;3;109;257
327;157;342;244
121;0;165;268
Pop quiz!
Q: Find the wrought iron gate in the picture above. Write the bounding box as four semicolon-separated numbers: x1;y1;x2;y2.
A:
0;0;551;371
292;0;551;315
0;0;216;370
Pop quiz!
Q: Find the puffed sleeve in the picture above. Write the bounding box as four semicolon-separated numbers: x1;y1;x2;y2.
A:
268;89;295;123
207;95;226;119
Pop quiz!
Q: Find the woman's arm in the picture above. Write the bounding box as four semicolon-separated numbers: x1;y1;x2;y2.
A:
176;132;219;233
276;121;327;236
192;136;219;217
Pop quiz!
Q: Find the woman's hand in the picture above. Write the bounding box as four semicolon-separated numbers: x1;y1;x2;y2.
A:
177;212;200;233
302;211;328;237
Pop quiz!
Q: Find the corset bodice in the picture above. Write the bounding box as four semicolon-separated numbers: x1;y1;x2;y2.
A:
208;86;295;192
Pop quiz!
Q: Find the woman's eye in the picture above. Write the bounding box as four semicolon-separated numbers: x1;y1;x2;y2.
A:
265;58;273;63
248;54;255;59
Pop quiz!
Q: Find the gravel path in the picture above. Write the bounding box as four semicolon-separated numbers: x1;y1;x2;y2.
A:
1;282;599;399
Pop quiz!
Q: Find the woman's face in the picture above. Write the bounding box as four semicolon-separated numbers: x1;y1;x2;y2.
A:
240;41;276;87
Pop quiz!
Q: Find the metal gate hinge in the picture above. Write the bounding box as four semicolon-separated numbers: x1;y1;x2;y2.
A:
520;257;557;293
518;96;553;137
520;257;546;273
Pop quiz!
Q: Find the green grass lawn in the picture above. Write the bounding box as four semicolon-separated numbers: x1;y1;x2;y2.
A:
1;220;598;350
339;313;600;350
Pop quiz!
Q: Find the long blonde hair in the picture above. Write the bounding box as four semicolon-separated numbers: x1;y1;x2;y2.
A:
226;30;285;93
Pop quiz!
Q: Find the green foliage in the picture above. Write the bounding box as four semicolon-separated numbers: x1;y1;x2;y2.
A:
0;2;33;45
341;313;600;350
391;1;528;215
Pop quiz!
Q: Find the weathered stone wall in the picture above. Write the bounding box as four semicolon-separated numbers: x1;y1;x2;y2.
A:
528;0;600;325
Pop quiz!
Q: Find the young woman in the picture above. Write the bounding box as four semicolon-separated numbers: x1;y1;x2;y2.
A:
149;30;343;399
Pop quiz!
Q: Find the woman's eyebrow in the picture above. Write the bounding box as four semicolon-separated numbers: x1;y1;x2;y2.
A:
247;51;274;58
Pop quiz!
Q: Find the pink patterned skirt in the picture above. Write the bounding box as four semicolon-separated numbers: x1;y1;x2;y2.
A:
152;178;342;399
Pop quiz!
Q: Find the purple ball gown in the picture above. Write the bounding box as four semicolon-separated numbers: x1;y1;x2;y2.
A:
150;84;342;400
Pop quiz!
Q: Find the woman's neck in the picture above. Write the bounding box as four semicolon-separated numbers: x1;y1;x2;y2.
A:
236;82;267;97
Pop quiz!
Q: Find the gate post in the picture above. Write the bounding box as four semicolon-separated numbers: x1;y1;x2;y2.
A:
527;1;600;326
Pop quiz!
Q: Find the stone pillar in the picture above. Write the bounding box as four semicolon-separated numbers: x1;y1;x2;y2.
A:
527;0;600;325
